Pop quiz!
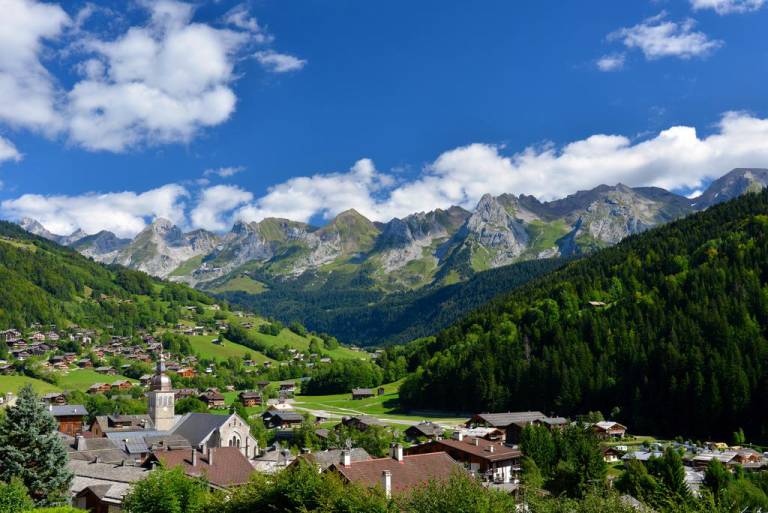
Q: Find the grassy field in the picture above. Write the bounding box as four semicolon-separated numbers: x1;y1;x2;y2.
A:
210;275;267;294
188;335;272;363
293;381;467;425
0;375;61;395
58;369;138;391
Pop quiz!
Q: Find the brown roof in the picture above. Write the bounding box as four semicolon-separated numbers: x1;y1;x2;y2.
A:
153;447;254;488
331;453;461;494
429;437;522;463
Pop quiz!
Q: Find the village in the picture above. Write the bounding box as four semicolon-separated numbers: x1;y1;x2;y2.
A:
0;323;766;511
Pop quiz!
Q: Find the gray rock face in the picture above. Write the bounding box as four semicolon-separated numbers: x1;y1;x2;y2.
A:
459;194;530;266
71;230;131;262
692;168;768;209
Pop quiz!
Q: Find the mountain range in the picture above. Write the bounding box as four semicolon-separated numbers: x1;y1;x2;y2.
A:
17;168;768;296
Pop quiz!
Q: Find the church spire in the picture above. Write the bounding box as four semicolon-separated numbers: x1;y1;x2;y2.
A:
150;349;172;392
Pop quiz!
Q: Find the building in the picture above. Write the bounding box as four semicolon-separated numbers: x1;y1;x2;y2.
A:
87;383;112;395
592;421;628;439
149;447;254;490
91;415;155;437
291;448;371;472
337;415;387;432
68;458;151;512
50;404;88;437
171;412;259;459
404;421;444;442
406;433;522;484
351;388;375;400
147;352;176;431
465;411;567;443
238;391;262;407
42;392;67;405
261;410;305;429
328;444;462;497
111;380;133;392
198;389;226;409
603;446;623;463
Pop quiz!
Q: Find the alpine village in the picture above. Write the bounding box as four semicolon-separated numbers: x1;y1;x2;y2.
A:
2;1;768;512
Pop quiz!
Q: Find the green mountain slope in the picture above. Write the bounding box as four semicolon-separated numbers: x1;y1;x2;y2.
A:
396;191;768;440
221;257;570;346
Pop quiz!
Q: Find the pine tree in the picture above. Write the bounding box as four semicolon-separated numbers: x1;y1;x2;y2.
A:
0;385;72;506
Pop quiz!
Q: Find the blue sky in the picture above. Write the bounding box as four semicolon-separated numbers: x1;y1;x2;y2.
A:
1;0;768;236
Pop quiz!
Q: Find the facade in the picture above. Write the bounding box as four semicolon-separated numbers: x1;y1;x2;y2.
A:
171;412;259;459
238;391;262;407
592;421;627;439
50;404;88;437
148;352;176;431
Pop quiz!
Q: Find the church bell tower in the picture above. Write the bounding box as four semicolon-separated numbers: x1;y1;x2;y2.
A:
148;351;175;431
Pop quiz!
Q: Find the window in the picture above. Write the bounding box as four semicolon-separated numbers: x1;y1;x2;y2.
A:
229;436;240;448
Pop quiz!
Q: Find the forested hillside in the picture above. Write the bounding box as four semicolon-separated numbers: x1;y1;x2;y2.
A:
397;191;768;440
0;221;212;332
222;257;569;345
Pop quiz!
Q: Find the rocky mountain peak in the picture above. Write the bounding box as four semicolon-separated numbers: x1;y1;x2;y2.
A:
692;168;768;209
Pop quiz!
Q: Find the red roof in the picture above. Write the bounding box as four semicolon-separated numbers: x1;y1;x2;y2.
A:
153;447;253;488
332;452;461;494
424;437;522;463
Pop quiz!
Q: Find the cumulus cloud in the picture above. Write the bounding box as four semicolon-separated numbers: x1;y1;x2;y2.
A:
254;50;307;73
0;0;69;134
690;0;765;13
203;165;245;178
609;12;723;60
0;137;22;164
596;53;625;72
190;184;252;231
1;184;188;238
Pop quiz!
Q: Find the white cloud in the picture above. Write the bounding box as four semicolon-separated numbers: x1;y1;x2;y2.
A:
254;50;307;73
609;13;723;60
596;53;625;72
223;3;272;43
203;165;245;178
0;136;22;163
190;184;252;231
237;112;768;223
1;184;188;238
0;0;69;134
66;1;248;151
690;0;765;13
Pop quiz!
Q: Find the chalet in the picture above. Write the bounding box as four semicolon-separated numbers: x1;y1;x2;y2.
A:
176;367;196;378
0;329;21;342
42;392;67;405
174;388;199;400
111;380;133;392
149;447;254;490
591;421;627;439
328;444;462;497
87;383;112;395
406;434;522;484
261;410;304;429
0;364;14;375
351;388;375;400
603;446;623;463
337;415;387;432
405;421;444;442
256;380;270;390
91;415;154;436
238;391;262;407
278;382;296;396
139;374;153;386
95;366;116;376
69;459;151;512
466;411;548;442
49;404;88;437
199;390;226;409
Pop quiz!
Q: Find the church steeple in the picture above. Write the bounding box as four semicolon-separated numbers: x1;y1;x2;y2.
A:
148;350;175;430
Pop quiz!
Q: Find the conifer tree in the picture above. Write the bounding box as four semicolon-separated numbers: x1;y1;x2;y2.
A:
0;385;72;506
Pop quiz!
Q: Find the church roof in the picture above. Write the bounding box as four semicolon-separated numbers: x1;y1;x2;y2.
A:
170;413;230;447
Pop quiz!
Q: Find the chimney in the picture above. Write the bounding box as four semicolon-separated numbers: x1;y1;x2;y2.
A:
391;443;404;462
341;450;351;467
456;431;464;442
381;470;392;499
191;449;197;467
208;448;214;467
474;438;480;446
488;445;495;453
76;435;86;451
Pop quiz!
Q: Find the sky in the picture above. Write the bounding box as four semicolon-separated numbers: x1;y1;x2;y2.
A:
1;0;768;237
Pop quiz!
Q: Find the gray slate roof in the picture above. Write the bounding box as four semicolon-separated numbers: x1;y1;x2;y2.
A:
471;411;546;427
170;413;230;447
50;404;88;416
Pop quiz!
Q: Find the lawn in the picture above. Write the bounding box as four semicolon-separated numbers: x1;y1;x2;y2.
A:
292;381;467;425
188;335;272;363
0;375;61;395
58;369;138;391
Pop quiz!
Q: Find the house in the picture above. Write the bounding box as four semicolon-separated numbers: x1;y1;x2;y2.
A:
603;446;624;463
42;392;67;405
291;448;371;472
149;447;254;490
174;388;199;400
406;433;522;484
592;421;628;439
139;374;152;386
87;383;112;395
238;391;262;407
466;411;548;442
337;415;387;432
95;366;116;375
732;448;766;468
68;459;152;512
199;389;226;409
252;444;295;474
170;412;259;459
405;421;444;442
50;404;88;437
328;444;462;497
176;367;196;378
279;382;296;396
256;380;270;390
91;415;154;437
111;380;133;392
261;410;305;429
351;388;375;400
